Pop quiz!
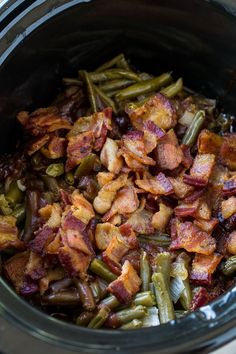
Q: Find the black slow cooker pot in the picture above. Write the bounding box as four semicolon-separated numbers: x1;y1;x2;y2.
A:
0;1;236;353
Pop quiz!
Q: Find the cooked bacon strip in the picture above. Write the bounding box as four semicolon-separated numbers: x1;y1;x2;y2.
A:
193;197;211;221
39;203;62;228
58;245;91;278
0;215;25;251
190;253;223;286
183;188;205;203
27;134;50;156
223;175;236;197
100;138;123;174
66;131;94;171
190;287;209;311
135;172;173;195
108;260;141;304
102;186;139;221
25;251;46;280
46;233;61;254
170;219;216;255
103;235;130;272
198;129;223;155
46;136;67;159
95;223;120;250
181;144;193;168
174;199;199;217
97;172;115;188
122;130;155;166
221;196;236;219
125;205;154;235
152;202;173;231
128;93;177;131
193;218;218;234
93;174;128;214
155;129;183;170
220;134;236;170
227;230;236;254
71;190;95;225
184;154;215;186
143;120;165;153
4;251;29;292
121;148;147;171
169;175;194;199
29;226;56;255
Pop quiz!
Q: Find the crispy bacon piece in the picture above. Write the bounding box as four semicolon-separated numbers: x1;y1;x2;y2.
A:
27;134;50;156
0;215;25;251
17;111;29;126
198;129;223;155
193;218;218;234
100;138;123;174
227;230;236;254
23;107;71;136
181;144;193;168
190;253;223;286
39;203;62;228
169;175;194;199
103;186;139;221
58;245;91;278
183;188;205;203
103;235;130;271
220;134;236;170
135;172;173;195
4;251;29;292
46;233;61;254
39;268;65;295
143;120;165;153
152;203;173;231
93;174;128;214
122;130;155;166
190;287;209;311
29;226;56;255
221;196;236;219
184;154;215;186
71;190;95;225
108;260;141;304
174;199;199;217
25;251;46;280
193;197;211;221
95;223;120;250
223;175;236;197
121;149;147;171
155;129;183;170
128;93;177;131
66;131;94;171
170;219;216;255
46;136;67;159
126;206;154;235
97;172;115;188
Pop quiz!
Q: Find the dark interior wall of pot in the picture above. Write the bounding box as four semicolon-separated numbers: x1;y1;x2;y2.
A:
0;0;236;152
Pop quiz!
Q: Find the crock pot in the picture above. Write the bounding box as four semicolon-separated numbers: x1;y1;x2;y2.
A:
0;1;236;353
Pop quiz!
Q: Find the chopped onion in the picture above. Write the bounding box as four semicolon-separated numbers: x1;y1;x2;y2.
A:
17;179;26;192
170;277;185;304
179;110;195;127
142;307;160;327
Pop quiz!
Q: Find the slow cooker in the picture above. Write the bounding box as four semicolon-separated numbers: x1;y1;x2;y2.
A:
0;1;236;353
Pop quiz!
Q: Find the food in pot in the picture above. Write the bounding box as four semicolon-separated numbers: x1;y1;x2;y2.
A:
0;54;235;329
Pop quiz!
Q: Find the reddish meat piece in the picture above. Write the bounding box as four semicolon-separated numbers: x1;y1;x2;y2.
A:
155;129;183;170
190;253;223;286
66;131;94;171
190;287;209;311
58;245;91;278
197;129;223;155
135;172;173;195
0;215;25;251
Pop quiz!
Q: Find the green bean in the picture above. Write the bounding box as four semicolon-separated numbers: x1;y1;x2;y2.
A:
31;151;42;167
138;233;171;247
88;306;111;329
41;175;60;200
95;54;127;72
133;291;155;307
182;110;206;147
155;252;171;285
12;204;26;224
121;319;143;329
42;290;80;305
0;194;12;215
5;181;24;207
139;72;154;80
22;190;39;242
79;70;97;113
62;78;83;86
106;90;120;98
46;163;64;177
74;153;101;179
160;78;183;98
89;280;102;302
89;259;117;283
93;84;117;113
50;278;73;293
76;311;95;326
117;55;132;71
99;79;135;92
222;256;236;276
65;172;74;185
152;272;175;324
74;279;96;311
180;276;192;311
89;69;141;83
107;305;146;328
115;72;172;101
140;251;151;291
99;294;120;310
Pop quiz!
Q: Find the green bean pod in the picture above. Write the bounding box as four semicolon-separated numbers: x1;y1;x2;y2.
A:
88;306;111;329
74;279;96;311
121;319;143;329
222;256;236;276
89;259;117;283
140;251;151;292
160;78;183;98
89;69;141;83
182;110;206;147
79;70;97;113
